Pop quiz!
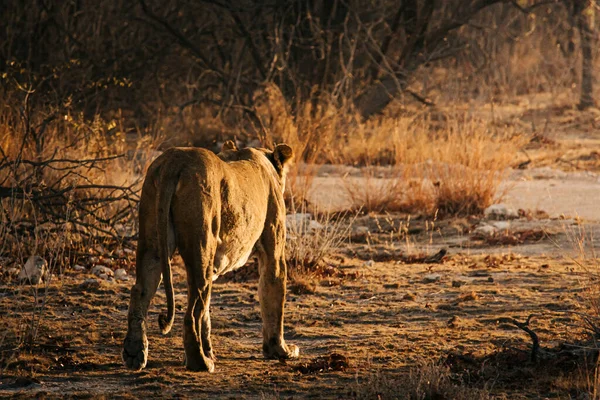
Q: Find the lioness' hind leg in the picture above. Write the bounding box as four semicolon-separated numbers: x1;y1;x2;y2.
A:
257;235;299;360
179;236;216;372
200;299;216;360
123;249;161;370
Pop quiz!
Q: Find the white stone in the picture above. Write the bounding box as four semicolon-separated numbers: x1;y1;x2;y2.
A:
286;213;313;226
286;213;323;233
484;204;519;220
115;268;129;281
423;274;442;283
364;260;374;267
91;265;113;278
73;264;85;271
81;278;101;289
473;223;497;237
308;220;324;231
491;221;510;231
353;226;370;235
18;256;48;284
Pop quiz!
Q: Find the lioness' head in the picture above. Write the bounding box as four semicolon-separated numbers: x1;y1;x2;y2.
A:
218;141;293;192
265;144;294;193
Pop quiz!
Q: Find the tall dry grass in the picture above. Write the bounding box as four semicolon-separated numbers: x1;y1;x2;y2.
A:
250;84;524;216
339;111;524;216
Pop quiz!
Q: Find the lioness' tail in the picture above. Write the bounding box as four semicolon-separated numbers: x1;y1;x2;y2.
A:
156;161;181;335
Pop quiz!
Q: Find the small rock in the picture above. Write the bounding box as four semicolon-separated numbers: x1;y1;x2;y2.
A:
18;256;48;284
473;223;497;237
91;265;113;279
484;204;519;220
286;213;313;226
423;274;441;283
452;280;466;288
469;270;491;277
286;213;324;233
115;268;130;281
88;256;100;264
102;258;116;267
308;220;324;231
364;260;374;267
81;278;101;289
353;226;370;235
490;221;510;231
73;264;85;272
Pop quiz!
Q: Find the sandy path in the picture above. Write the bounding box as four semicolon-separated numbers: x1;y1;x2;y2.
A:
501;170;600;221
309;167;600;221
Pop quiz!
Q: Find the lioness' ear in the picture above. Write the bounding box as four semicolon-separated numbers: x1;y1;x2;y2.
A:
273;144;294;174
222;140;238;152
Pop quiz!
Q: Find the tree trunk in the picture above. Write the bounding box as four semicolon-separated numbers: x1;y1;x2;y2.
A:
577;0;596;109
354;75;408;119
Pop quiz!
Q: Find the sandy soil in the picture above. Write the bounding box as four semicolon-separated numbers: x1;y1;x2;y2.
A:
0;248;595;399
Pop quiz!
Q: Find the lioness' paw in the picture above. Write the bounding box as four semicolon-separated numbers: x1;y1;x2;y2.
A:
204;349;217;361
286;344;300;359
263;341;300;360
122;336;148;371
185;355;215;373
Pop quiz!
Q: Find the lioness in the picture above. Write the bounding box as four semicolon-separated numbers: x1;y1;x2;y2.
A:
122;141;299;372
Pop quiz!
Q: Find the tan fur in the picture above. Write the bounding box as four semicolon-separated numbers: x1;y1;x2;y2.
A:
122;143;299;372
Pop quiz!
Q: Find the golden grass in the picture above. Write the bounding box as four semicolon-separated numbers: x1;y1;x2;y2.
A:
0;97;162;262
250;85;524;216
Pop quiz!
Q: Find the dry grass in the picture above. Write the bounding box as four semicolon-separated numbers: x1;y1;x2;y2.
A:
354;361;491;400
560;220;600;399
0;94;162;256
249;84;524;216
353;113;522;216
285;203;354;286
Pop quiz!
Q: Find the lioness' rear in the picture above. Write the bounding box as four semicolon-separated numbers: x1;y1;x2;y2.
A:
122;144;298;372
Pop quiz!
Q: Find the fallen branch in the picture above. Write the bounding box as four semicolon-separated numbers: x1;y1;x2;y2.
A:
499;314;540;363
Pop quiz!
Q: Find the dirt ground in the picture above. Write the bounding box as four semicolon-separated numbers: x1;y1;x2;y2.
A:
1;99;600;399
0;241;597;399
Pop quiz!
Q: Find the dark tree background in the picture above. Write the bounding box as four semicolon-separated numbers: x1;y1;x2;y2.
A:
0;0;596;131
